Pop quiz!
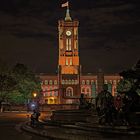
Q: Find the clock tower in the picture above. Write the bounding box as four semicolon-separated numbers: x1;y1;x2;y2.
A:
58;6;80;104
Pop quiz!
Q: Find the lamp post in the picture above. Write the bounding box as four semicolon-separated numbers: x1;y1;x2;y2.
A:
30;92;37;111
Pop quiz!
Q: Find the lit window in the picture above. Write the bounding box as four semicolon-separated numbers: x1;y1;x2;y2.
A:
54;80;57;85
91;80;94;85
86;88;90;93
65;80;68;84
49;80;53;85
40;81;43;85
82;88;85;93
66;59;68;65
75;80;78;84
45;87;48;92
86;93;90;97
69;80;71;84
75;40;78;49
45;80;48;85
54;86;57;90
66;39;71;51
66;39;69;50
86;80;90;85
82;80;85;85
66;87;73;97
69;39;71;50
72;80;74;84
113;80;116;84
70;59;72;65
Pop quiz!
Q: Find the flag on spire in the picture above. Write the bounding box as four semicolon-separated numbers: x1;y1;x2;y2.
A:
61;1;69;8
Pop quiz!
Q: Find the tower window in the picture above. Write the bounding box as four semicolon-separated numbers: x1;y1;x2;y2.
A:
66;39;69;50
66;59;68;65
75;40;78;49
66;39;72;51
70;59;72;65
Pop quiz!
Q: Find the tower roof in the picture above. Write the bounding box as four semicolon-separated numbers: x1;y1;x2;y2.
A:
65;7;72;21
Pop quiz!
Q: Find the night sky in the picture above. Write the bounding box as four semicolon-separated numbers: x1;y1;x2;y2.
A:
0;0;140;74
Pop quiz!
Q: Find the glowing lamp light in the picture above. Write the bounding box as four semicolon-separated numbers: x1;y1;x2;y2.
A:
31;103;35;107
33;92;37;98
30;102;37;110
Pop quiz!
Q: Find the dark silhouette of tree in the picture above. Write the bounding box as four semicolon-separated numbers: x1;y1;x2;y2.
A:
0;60;16;110
118;59;140;112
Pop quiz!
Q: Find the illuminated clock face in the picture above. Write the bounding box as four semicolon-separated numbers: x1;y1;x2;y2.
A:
66;30;72;36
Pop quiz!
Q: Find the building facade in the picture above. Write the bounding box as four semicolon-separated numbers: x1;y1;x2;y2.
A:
40;7;121;104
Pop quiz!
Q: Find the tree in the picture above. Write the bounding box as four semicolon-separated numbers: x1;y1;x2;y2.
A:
117;59;140;111
11;63;41;105
0;60;17;110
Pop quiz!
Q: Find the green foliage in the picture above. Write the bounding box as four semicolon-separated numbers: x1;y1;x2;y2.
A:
11;63;41;104
0;61;41;105
117;59;140;95
0;61;17;104
8;90;25;104
117;79;132;93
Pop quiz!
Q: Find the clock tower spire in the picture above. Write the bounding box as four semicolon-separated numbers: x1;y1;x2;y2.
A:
65;5;72;21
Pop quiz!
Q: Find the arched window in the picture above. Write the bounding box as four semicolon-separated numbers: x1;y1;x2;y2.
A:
86;80;90;85
82;80;85;85
72;80;74;84
66;87;73;97
104;80;108;84
54;80;57;85
65;80;68;84
91;80;94;85
45;80;48;85
85;87;90;97
49;80;52;85
81;88;85;93
86;88;90;93
113;80;116;85
68;80;71;84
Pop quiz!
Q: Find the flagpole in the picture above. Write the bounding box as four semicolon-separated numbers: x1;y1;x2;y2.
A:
67;1;69;9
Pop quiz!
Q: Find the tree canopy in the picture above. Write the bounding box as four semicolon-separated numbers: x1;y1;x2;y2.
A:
0;61;41;106
117;59;140;111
